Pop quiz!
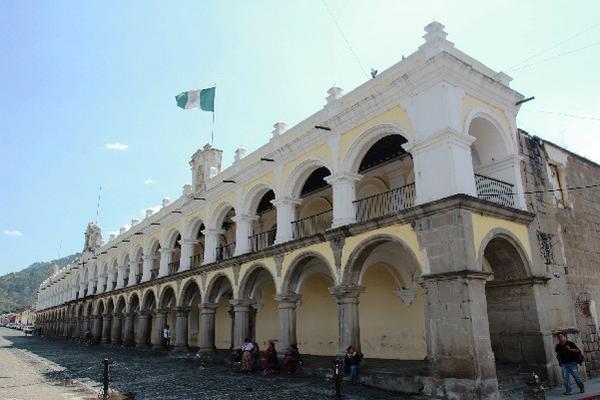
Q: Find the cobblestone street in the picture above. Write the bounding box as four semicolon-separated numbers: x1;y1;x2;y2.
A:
0;328;422;400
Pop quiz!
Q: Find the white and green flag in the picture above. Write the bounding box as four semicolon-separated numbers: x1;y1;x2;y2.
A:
175;87;215;111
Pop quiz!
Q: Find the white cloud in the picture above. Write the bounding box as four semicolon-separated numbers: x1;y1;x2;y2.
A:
144;178;154;185
105;142;129;151
3;229;23;237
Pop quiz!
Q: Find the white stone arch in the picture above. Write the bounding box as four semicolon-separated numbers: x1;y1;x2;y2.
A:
141;287;157;311
161;228;182;248
465;108;515;165
283;158;333;199
341;123;413;174
343;233;422;287
183;216;206;240
241;182;278;216
205;273;234;303
178;277;202;307
145;238;161;256
238;262;277;300
282;251;337;294
209;201;236;230
117;250;129;267
132;246;144;262
158;283;178;309
477;227;533;279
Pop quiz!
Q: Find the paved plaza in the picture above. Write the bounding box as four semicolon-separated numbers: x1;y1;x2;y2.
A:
0;328;419;400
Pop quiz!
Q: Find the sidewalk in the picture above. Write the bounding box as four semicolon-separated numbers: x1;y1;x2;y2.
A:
546;377;600;400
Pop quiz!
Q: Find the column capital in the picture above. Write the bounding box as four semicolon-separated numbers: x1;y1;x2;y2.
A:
202;228;224;236
420;269;492;283
232;214;258;224
329;285;365;302
159;247;174;254
274;293;302;308
271;196;301;207
230;299;254;311
199;303;218;314
154;308;169;316
175;306;191;315
324;172;362;185
180;238;199;246
404;128;476;155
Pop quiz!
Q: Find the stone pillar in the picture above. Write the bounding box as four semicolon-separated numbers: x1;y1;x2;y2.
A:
101;313;111;344
179;238;198;271
87;279;95;295
128;262;138;286
158;248;173;277
106;270;116;292
421;270;499;399
202;229;223;264
110;313;122;344
233;214;257;256
173;307;190;351
116;266;125;289
404;129;477;205
231;300;253;349
92;315;102;343
330;285;364;356
96;275;107;294
136;312;151;348
152;309;167;349
123;312;135;346
82;317;90;339
272;197;300;243
198;303;218;353
325;173;361;228
141;255;154;282
79;283;86;298
275;294;301;352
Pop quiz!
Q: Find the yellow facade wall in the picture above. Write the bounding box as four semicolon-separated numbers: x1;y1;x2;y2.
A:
254;281;278;348
462;94;511;135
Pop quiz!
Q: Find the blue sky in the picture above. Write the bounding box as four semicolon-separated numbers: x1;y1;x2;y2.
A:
1;0;599;275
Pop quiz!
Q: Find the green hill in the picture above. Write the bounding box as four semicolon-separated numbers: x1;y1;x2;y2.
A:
0;253;80;313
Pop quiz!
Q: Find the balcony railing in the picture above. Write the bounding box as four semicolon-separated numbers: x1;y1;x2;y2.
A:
135;274;142;284
475;174;515;207
292;209;333;239
249;229;277;252
190;253;204;269
168;260;180;275
216;242;236;262
150;269;158;280
354;183;416;223
123;277;129;287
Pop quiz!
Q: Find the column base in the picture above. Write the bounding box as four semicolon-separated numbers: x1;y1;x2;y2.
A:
152;343;165;350
101;338;110;344
172;345;188;352
110;339;121;345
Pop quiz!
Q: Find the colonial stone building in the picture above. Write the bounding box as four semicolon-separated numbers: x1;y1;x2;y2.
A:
34;22;600;399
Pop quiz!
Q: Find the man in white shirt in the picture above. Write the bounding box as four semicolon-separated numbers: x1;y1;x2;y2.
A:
163;325;171;347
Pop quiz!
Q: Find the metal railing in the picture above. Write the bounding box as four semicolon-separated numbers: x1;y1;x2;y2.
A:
354;183;416;223
291;209;333;239
123;277;129;287
168;260;180;275
216;242;236;262
190;253;204;268
475;174;515;207
249;229;277;252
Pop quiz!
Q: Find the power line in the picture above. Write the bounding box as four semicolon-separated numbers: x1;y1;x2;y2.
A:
480;182;600;198
321;0;369;78
504;22;600;71
524;110;600;122
509;41;600;72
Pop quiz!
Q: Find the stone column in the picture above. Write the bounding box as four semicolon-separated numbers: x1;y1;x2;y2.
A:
198;303;218;353
158;248;173;277
106;270;116;292
231;300;253;349
421;270;499;399
152;309;167;349
128;262;138;286
101;313;111;344
79;283;86;298
136;312;151;348
92;314;102;343
272;197;300;243
179;238;198;271
96;275;107;294
173;307;190;351
116;266;125;289
330;285;365;356
87;279;95;295
123;312;135;346
202;229;223;264
82;317;90;339
233;214;257;256
275;294;301;353
325;173;361;228
110;313;122;344
141;256;154;282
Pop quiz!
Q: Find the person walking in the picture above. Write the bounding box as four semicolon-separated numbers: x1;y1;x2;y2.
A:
344;345;362;384
163;324;171;348
240;338;255;374
555;332;585;395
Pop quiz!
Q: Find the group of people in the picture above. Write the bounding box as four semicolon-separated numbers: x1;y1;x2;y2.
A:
237;339;302;375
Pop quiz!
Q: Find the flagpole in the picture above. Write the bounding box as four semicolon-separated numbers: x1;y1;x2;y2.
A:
211;84;216;145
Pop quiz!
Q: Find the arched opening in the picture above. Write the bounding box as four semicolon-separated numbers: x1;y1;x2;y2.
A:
207;275;234;349
190;221;206;267
249;189;277;252
354;134;415;222
133;248;143;284
167;232;182;274
159;286;177;346
293;166;333;238
285;254;337;356
141;291;156;347
239;266;278;347
116;296;126;342
129;294;140;345
483;235;547;375
122;255;131;287
217;207;236;261
149;241;161;280
469;116;516;207
181;281;202;348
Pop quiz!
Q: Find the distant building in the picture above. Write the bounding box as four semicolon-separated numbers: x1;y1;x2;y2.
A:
34;22;600;399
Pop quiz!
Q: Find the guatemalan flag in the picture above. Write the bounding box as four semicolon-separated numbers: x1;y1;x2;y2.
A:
175;87;215;112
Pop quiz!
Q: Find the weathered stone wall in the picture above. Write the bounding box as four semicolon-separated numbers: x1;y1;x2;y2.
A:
518;130;600;377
